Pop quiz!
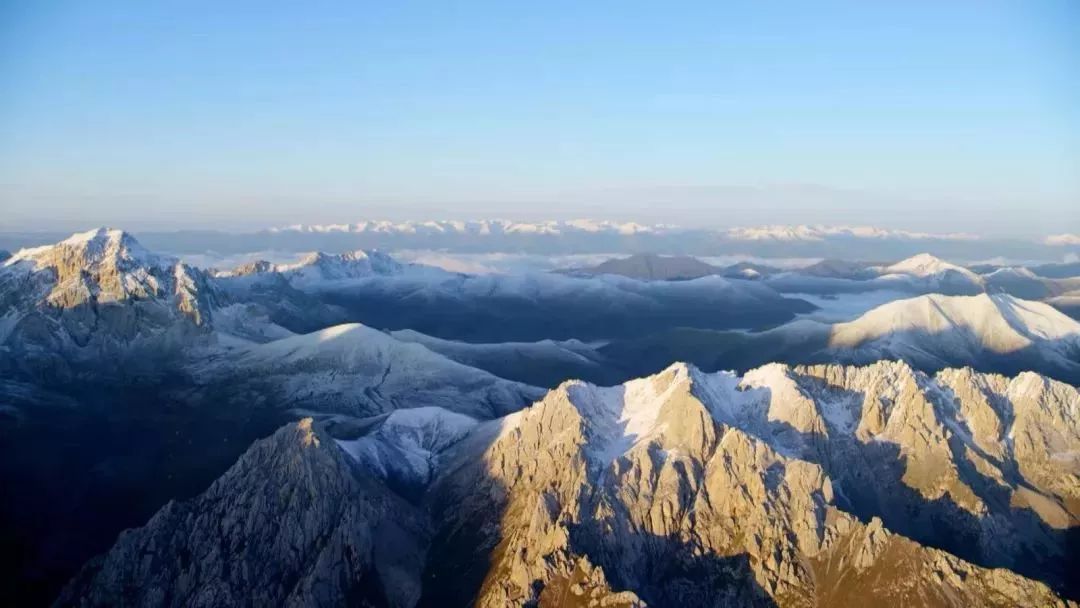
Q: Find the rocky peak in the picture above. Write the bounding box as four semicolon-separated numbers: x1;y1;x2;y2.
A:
882;253;975;278
0;229;216;377
59;362;1077;606
230;259;275;276
57;418;428;608
279;249;403;285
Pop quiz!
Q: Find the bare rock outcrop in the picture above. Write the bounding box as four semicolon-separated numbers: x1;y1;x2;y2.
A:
58;362;1077;607
56;419;427;608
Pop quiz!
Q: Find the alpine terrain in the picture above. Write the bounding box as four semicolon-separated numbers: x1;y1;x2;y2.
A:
0;229;1076;607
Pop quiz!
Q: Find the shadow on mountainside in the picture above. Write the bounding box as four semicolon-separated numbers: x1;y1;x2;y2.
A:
0;372;288;606
50;388;1076;606
745;375;1079;600
566;521;779;607
319;280;812;343
416;438;779;607
600;324;1080;387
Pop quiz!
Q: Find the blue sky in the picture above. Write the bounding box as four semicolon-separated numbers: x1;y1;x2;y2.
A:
1;1;1077;234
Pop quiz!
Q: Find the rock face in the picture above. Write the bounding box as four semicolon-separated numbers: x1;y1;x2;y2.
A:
61;363;1077;607
426;362;1075;607
56;419;428;608
0;228;216;379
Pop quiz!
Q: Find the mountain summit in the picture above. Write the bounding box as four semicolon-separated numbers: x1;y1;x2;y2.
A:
60;362;1078;606
0;228;215;377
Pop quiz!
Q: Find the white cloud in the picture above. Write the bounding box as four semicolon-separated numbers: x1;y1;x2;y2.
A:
1045;234;1080;246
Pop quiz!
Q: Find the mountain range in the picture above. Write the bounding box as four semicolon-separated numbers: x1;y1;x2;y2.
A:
58;361;1078;606
1;228;1077;606
4;221;1079;261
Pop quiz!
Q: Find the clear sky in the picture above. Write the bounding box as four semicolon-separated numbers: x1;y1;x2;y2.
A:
1;1;1077;235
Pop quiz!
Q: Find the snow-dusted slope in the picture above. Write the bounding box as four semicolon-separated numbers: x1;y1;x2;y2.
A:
2;228;199;312
766;253;986;296
69;361;1074;605
424;360;1076;605
273;249;404;286
335;407;479;493
873;253;984;292
310;270;814;341
725;224;979;242
600;292;1080;384
828;293;1080;361
0;228;216;376
201;323;544;418
389;329;614;386
270;219;675;237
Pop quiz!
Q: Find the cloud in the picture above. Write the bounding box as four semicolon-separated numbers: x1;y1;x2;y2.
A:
1045;234;1080;246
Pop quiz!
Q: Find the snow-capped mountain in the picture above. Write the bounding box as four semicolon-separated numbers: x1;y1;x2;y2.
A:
827;293;1080;369
268;220;984;243
5;226;1079;606
63;361;1078;605
269;218;676;237
197;323;544;418
266;249;404;285
724;224;980;242
0;228;216;377
334;407;479;496
389;329;616;386
601;293;1080;384
872;253;984;293
764;253;985;295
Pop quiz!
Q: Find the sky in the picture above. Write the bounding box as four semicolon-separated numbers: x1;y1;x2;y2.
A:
0;1;1077;235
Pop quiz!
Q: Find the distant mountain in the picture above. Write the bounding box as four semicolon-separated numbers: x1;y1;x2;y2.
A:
63;362;1078;605
8;221;1074;261
764;253;986;295
769;254;1080;304
717;260;781;280
209;249;408;339
602;293;1080;384
560;253;782;282
272;218;671;237
5;227;1078;606
389;329;616;387
874;252;983;291
268;249;404;286
560;253;726;280
196;323;544;418
1030;261;1080;279
826;292;1080;370
309;271;815;342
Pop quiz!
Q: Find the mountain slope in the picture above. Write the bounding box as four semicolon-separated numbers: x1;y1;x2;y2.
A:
272;249;404;286
765;253;985;296
428;361;1076;605
57;419;428;608
560;253;726;280
312;271;815;342
196;323;545;418
601;293;1080;384
826;293;1080;374
0;228;216;378
388;329;617;386
65;363;1077;606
